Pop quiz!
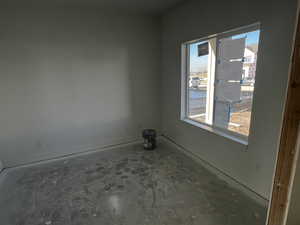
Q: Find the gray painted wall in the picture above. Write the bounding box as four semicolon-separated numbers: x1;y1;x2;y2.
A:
161;0;298;198
0;8;161;167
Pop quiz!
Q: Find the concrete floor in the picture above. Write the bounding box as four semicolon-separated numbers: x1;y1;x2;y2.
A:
0;143;267;225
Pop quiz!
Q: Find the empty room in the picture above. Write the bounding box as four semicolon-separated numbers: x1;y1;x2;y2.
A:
0;0;299;225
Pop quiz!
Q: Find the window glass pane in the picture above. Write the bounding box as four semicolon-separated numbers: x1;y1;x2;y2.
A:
214;30;260;136
187;41;209;123
182;26;260;140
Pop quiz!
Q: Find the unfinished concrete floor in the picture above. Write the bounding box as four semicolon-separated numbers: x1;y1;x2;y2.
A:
0;143;267;225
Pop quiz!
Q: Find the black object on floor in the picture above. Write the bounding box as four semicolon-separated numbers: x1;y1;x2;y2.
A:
142;129;156;150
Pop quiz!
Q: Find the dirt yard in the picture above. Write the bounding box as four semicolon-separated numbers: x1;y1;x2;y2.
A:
229;111;251;136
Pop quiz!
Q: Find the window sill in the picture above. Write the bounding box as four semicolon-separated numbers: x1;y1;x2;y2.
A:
182;118;248;146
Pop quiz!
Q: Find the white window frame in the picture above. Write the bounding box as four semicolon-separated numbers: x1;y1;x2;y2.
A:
181;23;260;145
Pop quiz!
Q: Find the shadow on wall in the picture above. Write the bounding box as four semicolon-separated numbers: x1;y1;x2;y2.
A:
0;160;3;172
0;8;160;167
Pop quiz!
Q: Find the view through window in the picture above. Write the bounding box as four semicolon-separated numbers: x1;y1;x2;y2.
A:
184;26;260;138
187;41;209;124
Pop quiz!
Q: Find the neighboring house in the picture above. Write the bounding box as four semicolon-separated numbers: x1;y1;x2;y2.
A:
242;44;258;80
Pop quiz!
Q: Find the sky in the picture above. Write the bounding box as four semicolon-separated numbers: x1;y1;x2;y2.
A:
190;30;260;73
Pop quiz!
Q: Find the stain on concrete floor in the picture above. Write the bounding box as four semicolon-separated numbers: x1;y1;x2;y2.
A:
0;143;267;225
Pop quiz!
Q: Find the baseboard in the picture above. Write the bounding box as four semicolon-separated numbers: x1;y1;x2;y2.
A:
6;138;143;170
158;135;269;207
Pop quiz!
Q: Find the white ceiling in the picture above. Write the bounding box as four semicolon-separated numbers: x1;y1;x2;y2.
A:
2;0;186;14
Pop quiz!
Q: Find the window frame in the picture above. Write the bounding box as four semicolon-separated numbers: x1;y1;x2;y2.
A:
180;23;260;145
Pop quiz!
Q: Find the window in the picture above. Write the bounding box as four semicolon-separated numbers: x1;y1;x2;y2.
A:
181;24;260;143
